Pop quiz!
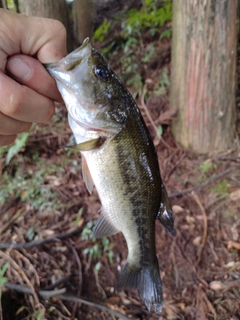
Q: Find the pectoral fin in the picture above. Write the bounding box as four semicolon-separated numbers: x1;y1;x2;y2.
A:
66;137;106;152
82;155;94;194
93;208;119;238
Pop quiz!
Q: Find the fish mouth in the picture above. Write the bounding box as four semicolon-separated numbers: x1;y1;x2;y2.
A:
44;38;92;82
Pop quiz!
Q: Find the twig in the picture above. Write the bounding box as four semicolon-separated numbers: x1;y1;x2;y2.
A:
4;282;66;299
140;84;174;150
3;282;132;320
67;242;83;317
43;276;70;291
0;252;40;308
0;227;83;249
58;295;133;320
0;207;25;235
215;156;240;162
191;192;208;268
169;167;234;198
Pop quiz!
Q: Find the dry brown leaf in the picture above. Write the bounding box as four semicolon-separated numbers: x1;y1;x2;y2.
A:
227;240;240;251
209;281;225;291
229;189;240;201
193;236;202;247
185;215;195;224
172;205;184;214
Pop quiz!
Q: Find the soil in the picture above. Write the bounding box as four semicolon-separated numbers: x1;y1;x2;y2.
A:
1;2;240;320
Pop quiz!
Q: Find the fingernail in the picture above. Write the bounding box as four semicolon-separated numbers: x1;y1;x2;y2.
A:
7;58;32;81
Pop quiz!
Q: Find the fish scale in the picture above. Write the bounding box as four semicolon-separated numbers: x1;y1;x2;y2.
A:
45;38;174;313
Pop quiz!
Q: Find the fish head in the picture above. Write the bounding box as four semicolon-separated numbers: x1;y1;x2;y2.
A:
46;38;127;134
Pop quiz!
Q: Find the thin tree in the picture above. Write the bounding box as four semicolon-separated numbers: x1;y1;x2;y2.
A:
170;0;237;153
73;0;95;45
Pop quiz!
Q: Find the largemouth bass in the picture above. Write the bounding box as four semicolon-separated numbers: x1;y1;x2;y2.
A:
46;38;174;313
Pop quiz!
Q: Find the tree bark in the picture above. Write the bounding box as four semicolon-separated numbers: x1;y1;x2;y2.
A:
73;0;95;45
17;0;73;51
170;0;237;153
0;0;7;9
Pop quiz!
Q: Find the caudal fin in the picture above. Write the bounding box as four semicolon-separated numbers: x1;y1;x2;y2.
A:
117;261;163;314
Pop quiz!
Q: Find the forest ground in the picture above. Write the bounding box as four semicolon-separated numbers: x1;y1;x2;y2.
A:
1;1;240;320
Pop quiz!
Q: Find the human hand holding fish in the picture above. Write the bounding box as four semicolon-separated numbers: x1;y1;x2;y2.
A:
46;38;175;314
0;9;67;146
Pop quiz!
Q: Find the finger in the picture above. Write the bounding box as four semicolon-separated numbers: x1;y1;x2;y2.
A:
0;112;31;135
0;71;55;123
0;134;16;147
7;54;63;102
0;9;67;70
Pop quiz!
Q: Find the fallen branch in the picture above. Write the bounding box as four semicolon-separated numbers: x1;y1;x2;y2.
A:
3;282;132;320
169;167;234;198
0;227;83;250
4;282;66;299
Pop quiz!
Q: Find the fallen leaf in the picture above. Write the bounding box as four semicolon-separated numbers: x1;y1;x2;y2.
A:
172;205;184;214
193;236;202;246
209;280;225;291
229;189;240;201
227;240;240;251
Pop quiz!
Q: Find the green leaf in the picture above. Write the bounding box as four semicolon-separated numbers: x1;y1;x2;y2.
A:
95;262;101;271
108;250;114;264
0;277;8;286
6;132;29;165
160;28;172;39
157;125;163;137
0;262;9;277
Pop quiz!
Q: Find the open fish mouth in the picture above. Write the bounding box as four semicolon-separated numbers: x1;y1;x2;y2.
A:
44;38;92;83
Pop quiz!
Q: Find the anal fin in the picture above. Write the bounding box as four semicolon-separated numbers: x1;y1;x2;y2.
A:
93;208;119;238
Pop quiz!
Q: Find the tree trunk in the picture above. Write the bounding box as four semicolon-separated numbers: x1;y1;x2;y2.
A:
73;0;95;45
17;0;73;51
0;0;7;9
170;0;237;153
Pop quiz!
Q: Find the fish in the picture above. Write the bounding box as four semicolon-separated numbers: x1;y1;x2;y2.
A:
46;38;174;313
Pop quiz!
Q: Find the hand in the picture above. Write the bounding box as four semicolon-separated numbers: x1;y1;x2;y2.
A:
0;9;67;146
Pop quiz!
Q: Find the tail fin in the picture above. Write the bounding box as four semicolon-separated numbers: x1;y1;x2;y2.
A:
117;261;163;314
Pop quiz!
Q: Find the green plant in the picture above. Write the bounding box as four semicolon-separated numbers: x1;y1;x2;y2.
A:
124;0;172;37
93;20;111;42
154;67;170;96
211;180;229;195
72;207;84;227
199;161;215;182
0;263;8;289
81;222;114;268
0;263;8;320
0;132;29;165
201;161;213;174
92;0;172;94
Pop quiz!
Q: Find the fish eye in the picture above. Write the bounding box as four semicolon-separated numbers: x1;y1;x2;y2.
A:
94;66;110;81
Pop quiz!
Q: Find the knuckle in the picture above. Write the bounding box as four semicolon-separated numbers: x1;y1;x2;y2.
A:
2;91;22;117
